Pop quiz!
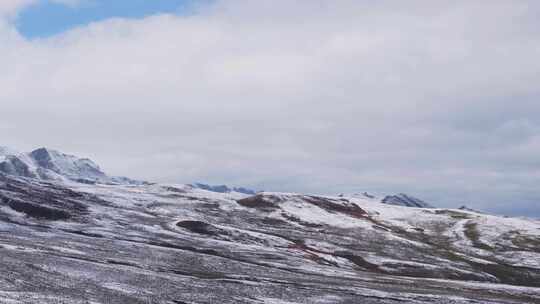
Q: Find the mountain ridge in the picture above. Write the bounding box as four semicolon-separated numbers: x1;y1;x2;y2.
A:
2;147;434;209
191;182;257;195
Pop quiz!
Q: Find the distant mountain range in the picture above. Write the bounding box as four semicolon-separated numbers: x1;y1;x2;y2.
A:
194;185;435;209
1;146;434;209
190;183;257;195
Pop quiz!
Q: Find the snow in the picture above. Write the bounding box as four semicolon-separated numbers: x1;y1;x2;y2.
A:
0;146;140;185
260;298;301;304
278;197;373;229
0;243;42;253
102;282;141;295
0;146;18;159
2;146;540;303
425;278;540;300
500;251;540;268
49;246;87;255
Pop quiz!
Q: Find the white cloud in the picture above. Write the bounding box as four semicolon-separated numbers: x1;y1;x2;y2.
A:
2;0;540;215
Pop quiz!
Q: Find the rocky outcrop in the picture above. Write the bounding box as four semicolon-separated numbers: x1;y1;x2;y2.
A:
381;193;433;208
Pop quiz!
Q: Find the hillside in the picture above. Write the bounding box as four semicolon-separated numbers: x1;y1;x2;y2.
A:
0;148;539;303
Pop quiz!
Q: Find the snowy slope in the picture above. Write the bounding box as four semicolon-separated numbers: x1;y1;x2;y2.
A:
344;191;434;208
0;146;539;303
0;177;538;303
0;146;42;179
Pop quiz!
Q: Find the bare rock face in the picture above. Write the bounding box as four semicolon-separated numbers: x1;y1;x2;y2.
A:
381;193;433;208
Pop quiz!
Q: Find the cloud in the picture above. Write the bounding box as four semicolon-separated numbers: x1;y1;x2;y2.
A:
0;0;35;17
1;0;540;216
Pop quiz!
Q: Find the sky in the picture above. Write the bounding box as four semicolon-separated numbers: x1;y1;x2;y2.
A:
1;0;540;217
16;0;198;38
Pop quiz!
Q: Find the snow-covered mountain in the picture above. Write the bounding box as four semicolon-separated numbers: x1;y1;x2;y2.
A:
0;147;141;185
343;192;434;208
191;182;257;195
0;146;539;303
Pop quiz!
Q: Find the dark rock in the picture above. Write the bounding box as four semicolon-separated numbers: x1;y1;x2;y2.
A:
237;194;281;210
3;198;71;221
176;220;220;236
381;193;433;208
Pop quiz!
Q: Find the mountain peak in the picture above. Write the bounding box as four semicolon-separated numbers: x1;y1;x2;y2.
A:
0;146;141;185
29;147;105;181
30;147;55;169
